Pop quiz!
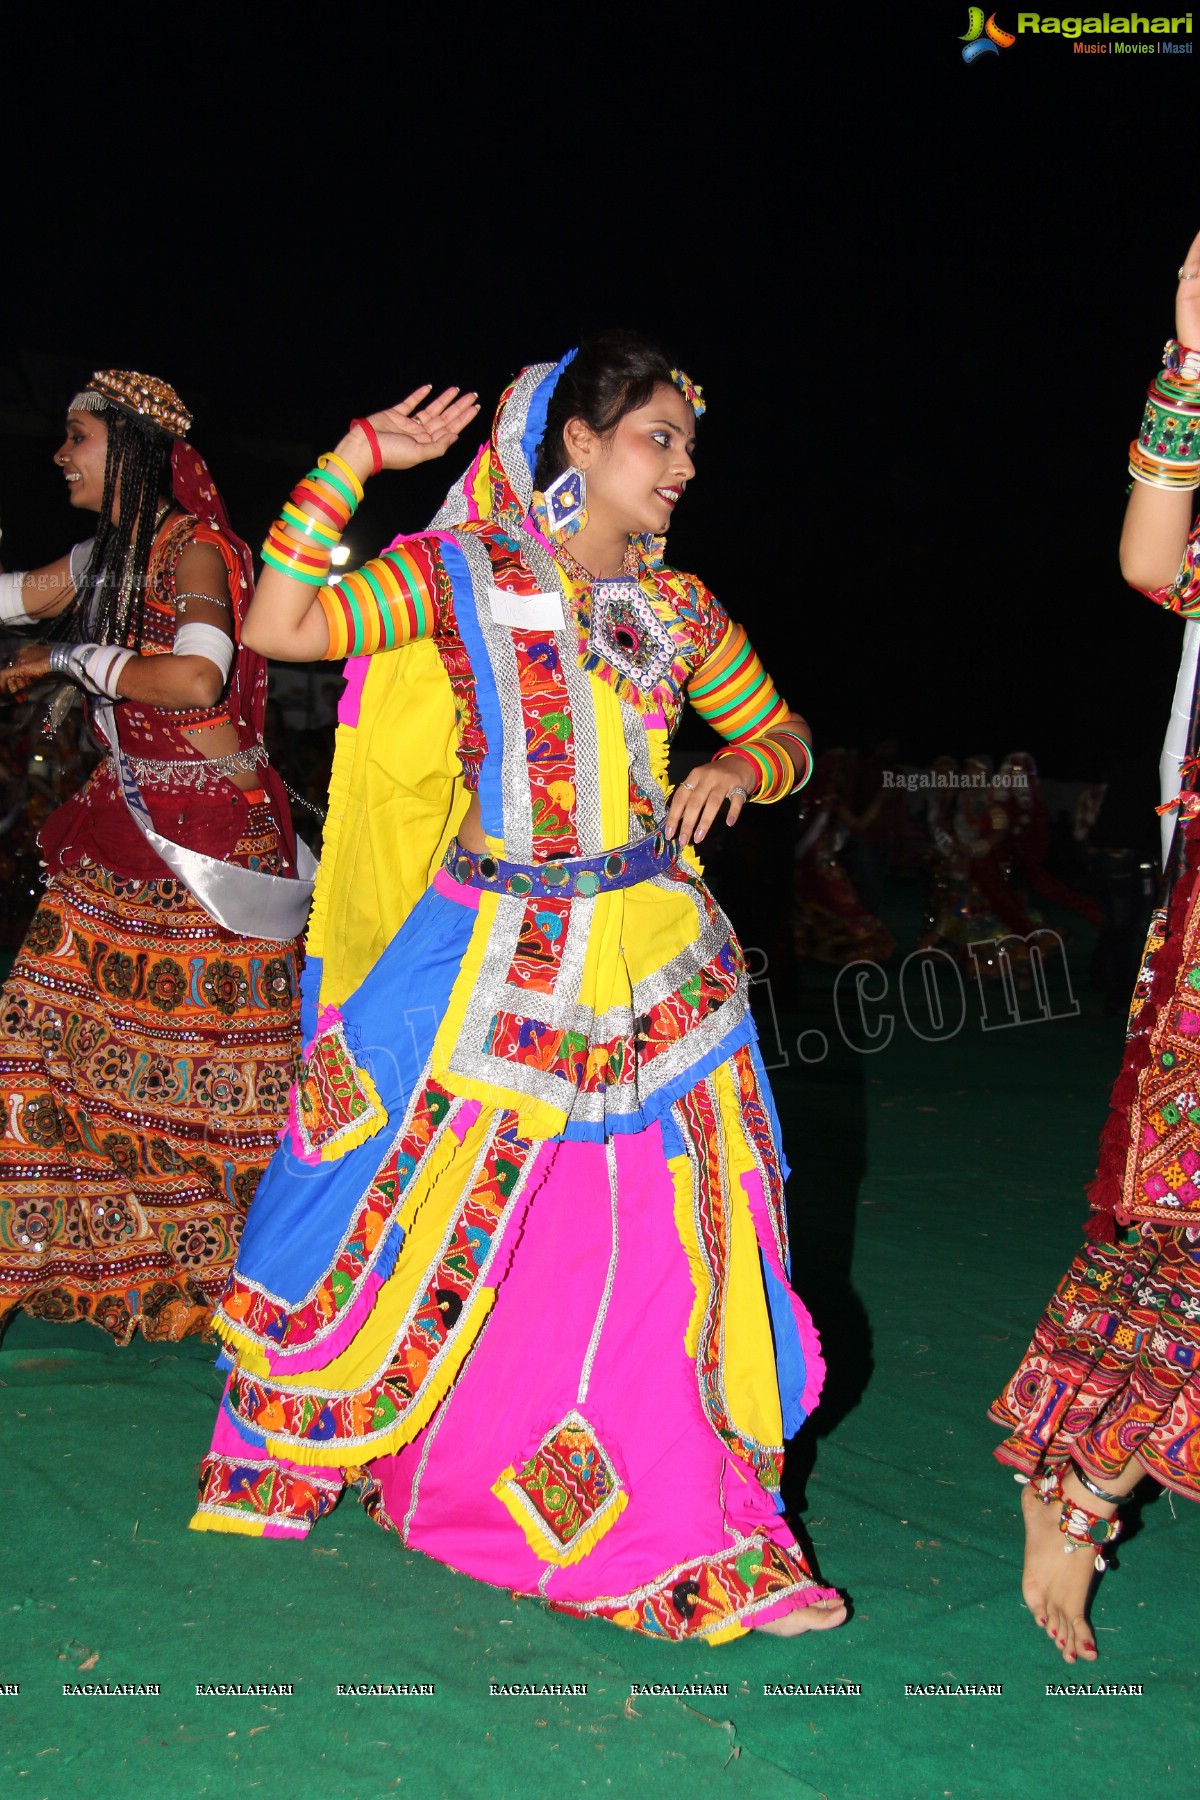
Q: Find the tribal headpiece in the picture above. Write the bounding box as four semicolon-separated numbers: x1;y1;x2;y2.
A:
70;369;192;438
62;368;257;731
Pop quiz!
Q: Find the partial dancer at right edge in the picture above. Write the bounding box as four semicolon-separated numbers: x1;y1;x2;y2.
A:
991;233;1200;1663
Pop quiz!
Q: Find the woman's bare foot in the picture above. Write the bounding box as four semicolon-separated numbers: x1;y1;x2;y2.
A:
755;1596;848;1636
1020;1478;1102;1663
1019;1457;1145;1663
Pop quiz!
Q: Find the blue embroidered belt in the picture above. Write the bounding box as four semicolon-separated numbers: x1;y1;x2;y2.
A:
444;830;678;898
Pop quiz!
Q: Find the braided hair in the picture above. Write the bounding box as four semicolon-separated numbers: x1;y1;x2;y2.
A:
67;404;173;652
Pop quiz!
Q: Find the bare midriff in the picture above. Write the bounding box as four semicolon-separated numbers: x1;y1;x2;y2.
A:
181;720;262;792
458;792;487;852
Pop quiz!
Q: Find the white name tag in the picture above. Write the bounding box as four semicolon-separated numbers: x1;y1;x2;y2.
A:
487;584;566;631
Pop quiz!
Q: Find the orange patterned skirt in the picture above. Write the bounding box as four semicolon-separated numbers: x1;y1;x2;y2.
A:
0;822;302;1344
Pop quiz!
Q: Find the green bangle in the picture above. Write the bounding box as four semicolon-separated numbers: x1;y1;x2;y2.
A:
260;542;330;586
1138;395;1200;464
303;463;359;514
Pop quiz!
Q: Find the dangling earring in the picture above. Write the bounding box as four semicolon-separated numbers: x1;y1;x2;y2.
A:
531;465;588;541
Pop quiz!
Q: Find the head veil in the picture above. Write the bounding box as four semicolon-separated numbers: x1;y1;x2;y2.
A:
168;440;266;739
427;352;574;539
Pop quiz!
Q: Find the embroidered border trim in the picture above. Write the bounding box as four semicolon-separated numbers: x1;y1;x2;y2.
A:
675;1078;784;1489
225;1112;536;1457
193;1452;343;1531
218;1076;456;1354
287;1005;388;1164
552;1532;826;1641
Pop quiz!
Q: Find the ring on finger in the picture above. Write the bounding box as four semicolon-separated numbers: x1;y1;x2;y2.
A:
727;785;749;801
680;781;697;791
1180;266;1199;280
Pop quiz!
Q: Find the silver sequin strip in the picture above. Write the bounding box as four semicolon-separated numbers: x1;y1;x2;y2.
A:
576;1139;621;1406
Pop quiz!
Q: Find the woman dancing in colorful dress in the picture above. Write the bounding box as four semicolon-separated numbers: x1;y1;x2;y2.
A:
190;334;846;1643
992;239;1200;1661
0;371;308;1344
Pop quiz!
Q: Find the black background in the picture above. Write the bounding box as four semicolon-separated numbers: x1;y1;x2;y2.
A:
2;7;1193;810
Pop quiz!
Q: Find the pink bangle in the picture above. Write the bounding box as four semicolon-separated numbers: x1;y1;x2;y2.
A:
350;417;383;476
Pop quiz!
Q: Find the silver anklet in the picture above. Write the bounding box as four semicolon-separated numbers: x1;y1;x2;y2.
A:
1070;1461;1127;1507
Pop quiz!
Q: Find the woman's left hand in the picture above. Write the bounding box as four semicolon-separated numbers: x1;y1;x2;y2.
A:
339;386;481;480
666;757;755;846
0;645;54;696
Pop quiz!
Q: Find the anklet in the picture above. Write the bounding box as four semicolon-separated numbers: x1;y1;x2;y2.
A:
1070;1461;1127;1508
1031;1464;1122;1571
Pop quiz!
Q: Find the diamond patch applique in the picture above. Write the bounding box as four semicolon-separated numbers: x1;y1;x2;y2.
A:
492;1409;627;1565
587;580;676;694
287;1005;387;1164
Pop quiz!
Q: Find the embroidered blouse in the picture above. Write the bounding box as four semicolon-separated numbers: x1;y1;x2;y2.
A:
316;528;810;847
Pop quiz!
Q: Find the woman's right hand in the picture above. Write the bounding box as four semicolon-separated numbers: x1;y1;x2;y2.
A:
336;385;481;483
0;644;54;697
1178;230;1200;348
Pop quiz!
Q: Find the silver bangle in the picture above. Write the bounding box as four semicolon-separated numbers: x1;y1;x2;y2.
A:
49;642;74;678
1070;1460;1128;1508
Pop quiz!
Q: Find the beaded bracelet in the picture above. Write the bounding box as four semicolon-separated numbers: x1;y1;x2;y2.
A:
1163;338;1200;388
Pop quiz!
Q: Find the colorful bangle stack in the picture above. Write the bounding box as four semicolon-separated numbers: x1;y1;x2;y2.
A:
713;737;806;803
318;548;435;659
775;728;814;791
1129;339;1200;491
261;452;366;584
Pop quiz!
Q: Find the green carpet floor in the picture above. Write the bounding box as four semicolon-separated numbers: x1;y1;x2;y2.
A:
2;900;1197;1799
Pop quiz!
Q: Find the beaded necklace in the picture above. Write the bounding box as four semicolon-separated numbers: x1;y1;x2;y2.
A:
553;539;641;586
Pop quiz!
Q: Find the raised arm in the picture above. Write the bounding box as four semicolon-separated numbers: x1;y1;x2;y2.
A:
241;386;480;663
1119;230;1200;600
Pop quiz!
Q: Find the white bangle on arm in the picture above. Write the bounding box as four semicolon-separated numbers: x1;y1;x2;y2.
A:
49;641;135;700
1;538;96;624
0;571;27;623
173;620;234;682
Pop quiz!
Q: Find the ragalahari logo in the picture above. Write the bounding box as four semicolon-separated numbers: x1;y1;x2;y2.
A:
961;7;1016;59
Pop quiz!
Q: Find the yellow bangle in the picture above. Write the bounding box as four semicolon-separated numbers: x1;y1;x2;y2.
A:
281;501;340;544
318;451;365;504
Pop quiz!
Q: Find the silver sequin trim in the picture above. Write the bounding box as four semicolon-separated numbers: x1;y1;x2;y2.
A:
673;1083;783;1467
577;1138;621;1406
